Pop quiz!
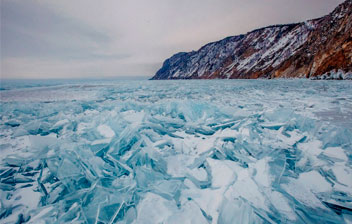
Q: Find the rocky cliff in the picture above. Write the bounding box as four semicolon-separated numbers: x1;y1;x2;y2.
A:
152;0;352;80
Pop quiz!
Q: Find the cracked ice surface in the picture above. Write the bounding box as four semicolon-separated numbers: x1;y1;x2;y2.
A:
1;79;352;223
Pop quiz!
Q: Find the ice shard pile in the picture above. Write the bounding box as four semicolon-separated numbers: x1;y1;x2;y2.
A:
1;79;352;223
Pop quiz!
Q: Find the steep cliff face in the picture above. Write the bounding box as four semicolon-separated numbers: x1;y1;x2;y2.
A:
152;0;352;80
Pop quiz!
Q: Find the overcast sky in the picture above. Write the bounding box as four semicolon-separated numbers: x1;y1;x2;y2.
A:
0;0;344;79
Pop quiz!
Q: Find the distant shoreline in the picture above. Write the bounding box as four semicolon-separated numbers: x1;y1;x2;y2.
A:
152;0;352;80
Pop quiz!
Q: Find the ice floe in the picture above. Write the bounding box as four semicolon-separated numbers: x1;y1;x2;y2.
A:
0;79;352;223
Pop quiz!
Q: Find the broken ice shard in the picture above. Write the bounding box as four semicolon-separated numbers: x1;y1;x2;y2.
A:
0;79;352;223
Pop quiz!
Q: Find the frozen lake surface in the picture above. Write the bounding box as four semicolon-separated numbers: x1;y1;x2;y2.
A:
1;79;352;223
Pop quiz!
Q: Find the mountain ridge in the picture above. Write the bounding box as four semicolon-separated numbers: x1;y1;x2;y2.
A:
152;0;352;80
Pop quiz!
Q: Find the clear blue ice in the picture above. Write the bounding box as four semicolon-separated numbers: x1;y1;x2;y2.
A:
0;79;352;223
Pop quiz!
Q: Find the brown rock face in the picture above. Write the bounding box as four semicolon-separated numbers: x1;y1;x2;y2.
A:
152;0;352;80
273;0;352;79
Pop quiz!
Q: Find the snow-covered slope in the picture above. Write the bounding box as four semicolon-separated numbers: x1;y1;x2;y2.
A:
152;0;352;80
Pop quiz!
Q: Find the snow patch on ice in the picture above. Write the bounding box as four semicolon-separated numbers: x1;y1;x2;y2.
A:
97;124;115;138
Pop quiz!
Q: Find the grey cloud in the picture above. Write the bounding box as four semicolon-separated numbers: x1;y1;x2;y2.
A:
1;0;118;60
0;0;345;79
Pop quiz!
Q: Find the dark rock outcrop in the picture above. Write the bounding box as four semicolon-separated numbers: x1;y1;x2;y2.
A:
152;0;352;80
